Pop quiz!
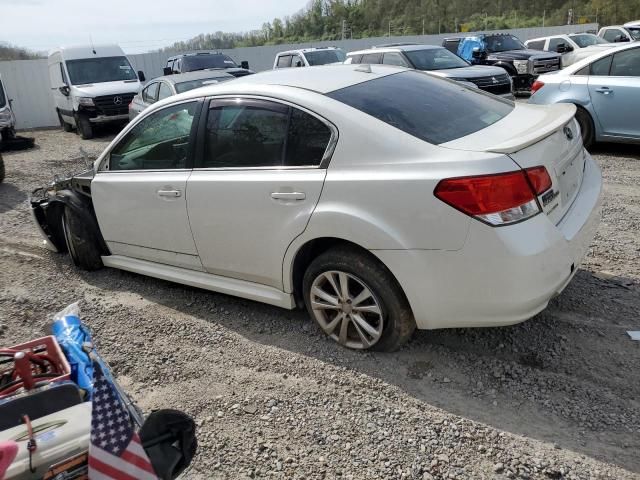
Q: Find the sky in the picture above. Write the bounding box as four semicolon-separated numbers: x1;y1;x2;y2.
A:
0;0;308;54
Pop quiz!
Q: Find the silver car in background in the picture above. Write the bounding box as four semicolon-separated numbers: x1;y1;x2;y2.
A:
529;42;640;147
129;70;235;120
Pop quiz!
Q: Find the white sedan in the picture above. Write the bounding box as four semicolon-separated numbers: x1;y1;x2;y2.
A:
31;65;602;351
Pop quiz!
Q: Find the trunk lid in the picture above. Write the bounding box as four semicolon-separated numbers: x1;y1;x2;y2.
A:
441;103;585;225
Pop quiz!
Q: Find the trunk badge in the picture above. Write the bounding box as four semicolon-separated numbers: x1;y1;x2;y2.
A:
563;126;574;141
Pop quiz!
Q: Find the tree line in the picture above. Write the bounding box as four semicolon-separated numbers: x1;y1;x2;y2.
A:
162;0;640;51
0;43;43;61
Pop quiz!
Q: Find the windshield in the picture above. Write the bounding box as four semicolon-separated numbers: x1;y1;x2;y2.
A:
484;35;525;52
327;70;513;145
175;76;233;93
0;79;5;108
182;55;238;71
305;49;346;65
570;34;609;47
66;56;137;85
627;27;640;40
405;48;469;70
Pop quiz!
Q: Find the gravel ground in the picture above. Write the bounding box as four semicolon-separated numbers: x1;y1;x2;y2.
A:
0;129;639;480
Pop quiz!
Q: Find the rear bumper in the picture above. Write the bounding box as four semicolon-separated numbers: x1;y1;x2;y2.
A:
373;152;602;330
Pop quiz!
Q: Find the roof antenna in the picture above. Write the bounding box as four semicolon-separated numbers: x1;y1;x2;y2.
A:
90;35;96;55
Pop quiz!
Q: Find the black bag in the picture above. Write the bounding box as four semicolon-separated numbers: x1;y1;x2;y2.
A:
139;409;197;480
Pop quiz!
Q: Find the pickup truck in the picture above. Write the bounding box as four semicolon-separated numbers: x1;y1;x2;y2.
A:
443;33;561;93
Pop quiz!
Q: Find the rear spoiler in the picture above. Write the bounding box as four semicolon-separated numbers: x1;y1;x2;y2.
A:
486;103;576;154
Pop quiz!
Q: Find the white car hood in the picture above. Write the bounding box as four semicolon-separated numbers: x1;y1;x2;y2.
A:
441;103;576;154
71;80;140;97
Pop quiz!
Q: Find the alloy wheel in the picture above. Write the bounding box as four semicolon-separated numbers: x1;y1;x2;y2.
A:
309;270;384;349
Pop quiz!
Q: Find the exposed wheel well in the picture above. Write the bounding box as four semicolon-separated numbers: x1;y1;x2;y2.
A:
290;237;410;313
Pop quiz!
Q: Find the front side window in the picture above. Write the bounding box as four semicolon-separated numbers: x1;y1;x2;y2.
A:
404;48;469;70
65;56;137;85
590;55;613;76
109;102;197;171
142;83;159;103
383;52;409;67
603;29;623;42
201;99;332;169
548;37;566;52
327;70;514;145
610;48;640;76
291;55;304;67
484;35;525;52
347;54;363;64
304;49;346;65
157;82;173;101
570;34;608;47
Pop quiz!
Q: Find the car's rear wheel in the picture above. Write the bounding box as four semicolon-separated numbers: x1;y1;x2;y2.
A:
0;153;5;183
61;206;103;271
76;114;94;140
302;247;415;351
575;106;594;149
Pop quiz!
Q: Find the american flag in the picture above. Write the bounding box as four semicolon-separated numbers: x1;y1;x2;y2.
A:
88;364;158;480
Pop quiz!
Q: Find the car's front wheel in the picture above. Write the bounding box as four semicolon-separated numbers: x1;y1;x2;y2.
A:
61;206;103;271
302;247;415;351
76;114;94;140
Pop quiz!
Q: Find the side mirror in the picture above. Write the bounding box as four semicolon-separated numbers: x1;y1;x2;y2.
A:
556;43;568;53
8;98;13;107
615;35;629;42
163;67;172;76
295;60;303;67
240;60;249;70
59;86;70;96
471;48;485;60
137;71;146;82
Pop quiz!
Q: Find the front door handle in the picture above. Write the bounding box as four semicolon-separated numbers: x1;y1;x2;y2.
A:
271;192;306;201
157;189;182;198
595;87;612;95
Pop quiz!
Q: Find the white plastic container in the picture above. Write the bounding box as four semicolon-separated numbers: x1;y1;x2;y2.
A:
0;402;91;480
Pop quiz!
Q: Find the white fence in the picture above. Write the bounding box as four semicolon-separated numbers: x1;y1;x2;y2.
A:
0;24;598;130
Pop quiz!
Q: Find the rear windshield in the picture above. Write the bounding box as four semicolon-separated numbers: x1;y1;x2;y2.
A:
182;55;237;71
175;76;233;93
404;48;469;70
327;71;514;145
305;49;346;66
66;56;137;85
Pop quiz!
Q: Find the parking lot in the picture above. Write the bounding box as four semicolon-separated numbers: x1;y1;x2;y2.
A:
1;129;639;479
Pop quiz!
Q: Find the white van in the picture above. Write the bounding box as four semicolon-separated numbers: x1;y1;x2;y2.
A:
48;45;145;139
0;73;16;142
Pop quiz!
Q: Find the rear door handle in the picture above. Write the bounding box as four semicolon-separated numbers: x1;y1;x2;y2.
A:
157;189;181;198
271;192;306;201
595;87;612;94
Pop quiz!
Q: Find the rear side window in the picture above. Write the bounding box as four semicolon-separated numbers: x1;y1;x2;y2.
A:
527;40;545;50
201;99;332;168
361;53;382;64
327;71;514;145
277;55;292;68
590;55;612;75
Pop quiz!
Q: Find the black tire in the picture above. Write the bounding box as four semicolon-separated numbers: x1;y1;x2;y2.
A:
1;127;16;142
57;110;73;132
302;246;415;352
575;106;594;149
0;153;5;183
76;114;94;140
61;206;103;271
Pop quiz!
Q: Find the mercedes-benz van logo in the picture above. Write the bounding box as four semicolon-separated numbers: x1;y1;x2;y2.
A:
563;126;574;140
491;77;498;84
113;96;123;105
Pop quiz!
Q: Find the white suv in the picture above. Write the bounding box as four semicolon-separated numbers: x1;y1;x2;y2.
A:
273;47;346;69
31;66;602;351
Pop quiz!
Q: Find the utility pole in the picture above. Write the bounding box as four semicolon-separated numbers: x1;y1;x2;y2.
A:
422;18;425;36
542;9;545;27
484;12;488;31
389;21;391;37
341;19;345;41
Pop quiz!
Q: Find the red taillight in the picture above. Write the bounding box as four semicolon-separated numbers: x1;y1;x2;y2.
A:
531;80;545;94
434;170;544;226
524;166;552;195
